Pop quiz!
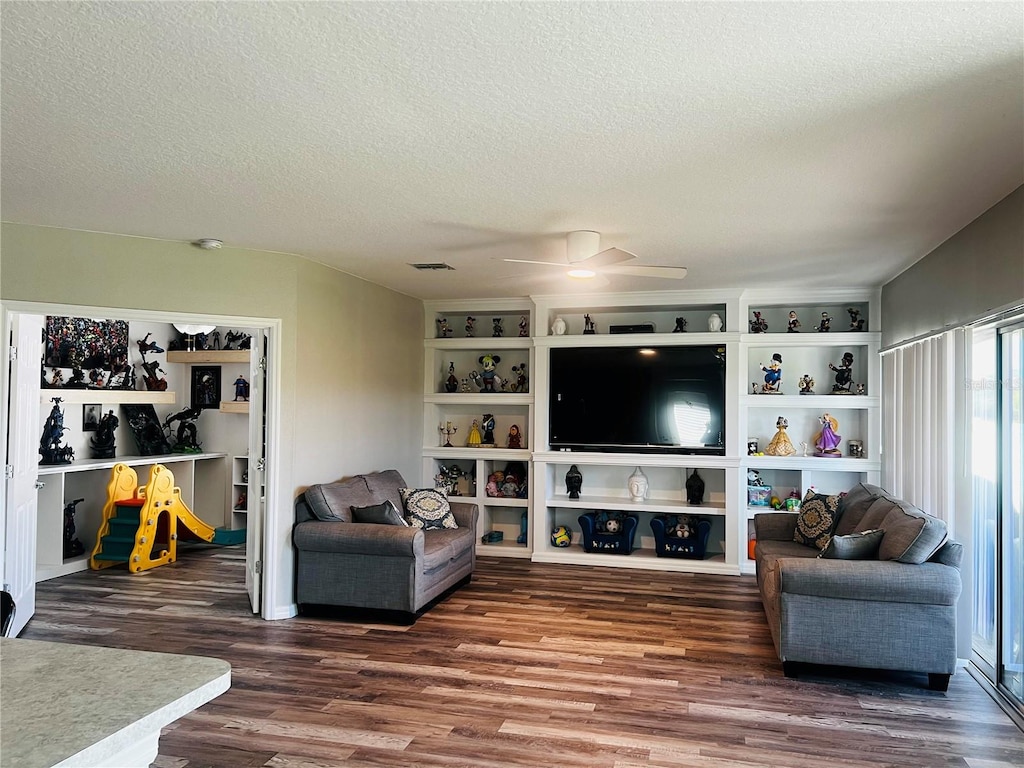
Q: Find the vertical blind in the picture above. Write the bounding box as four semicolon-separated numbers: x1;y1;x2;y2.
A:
880;331;957;523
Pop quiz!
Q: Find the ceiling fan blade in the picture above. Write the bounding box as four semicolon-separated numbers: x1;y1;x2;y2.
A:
501;258;570;267
603;264;689;280
579;247;637;269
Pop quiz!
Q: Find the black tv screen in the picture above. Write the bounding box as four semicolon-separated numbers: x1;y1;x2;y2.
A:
549;345;726;455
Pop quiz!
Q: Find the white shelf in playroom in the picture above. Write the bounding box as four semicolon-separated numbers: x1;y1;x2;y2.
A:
742;395;879;409
548;493;728;517
742;455;879;472
424;337;533;350
532;546;732;574
166;350;250;364
424;447;532;461
424;393;533;405
482;496;529;508
39;389;176;405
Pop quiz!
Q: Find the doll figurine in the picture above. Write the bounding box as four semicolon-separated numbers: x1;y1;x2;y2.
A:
848;307;865;332
760;353;783;393
749;311;767;333
480;414;496;445
766;416;797;457
815;312;832;332
444;362;459;393
466;420;482;447
814;413;842;457
465;316;476;337
829;352;854;393
787;311;801;332
507;424;523;449
492;318;504;337
798;374;815;395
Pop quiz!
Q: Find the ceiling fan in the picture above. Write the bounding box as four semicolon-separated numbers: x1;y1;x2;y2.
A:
501;231;688;280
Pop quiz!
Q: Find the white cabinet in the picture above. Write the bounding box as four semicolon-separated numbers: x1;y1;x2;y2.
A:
422;300;535;557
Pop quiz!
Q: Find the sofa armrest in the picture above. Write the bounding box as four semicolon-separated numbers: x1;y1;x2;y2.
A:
293;520;424;558
754;512;798;541
777;557;962;605
450;501;479;530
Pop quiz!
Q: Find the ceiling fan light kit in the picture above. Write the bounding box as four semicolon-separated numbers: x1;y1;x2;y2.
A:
501;230;688;281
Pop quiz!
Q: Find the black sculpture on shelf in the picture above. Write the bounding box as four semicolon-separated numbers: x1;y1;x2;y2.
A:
685;468;705;505
848;307;865;332
39;397;74;465
164;406;203;453
829;352;855;394
480;414;496;446
673;317;688;333
122;404;172;456
89;410;119;459
565;464;583;499
63;498;86;559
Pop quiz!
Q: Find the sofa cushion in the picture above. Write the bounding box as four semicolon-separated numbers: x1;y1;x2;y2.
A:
351;500;409;526
834;483;885;536
364;470;408;513
793;492;841;550
852;497;896;533
305;476;374;522
400;487;458;530
877;499;948;564
819;529;884;560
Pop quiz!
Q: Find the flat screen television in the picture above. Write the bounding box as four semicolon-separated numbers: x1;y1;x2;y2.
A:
549;345;726;455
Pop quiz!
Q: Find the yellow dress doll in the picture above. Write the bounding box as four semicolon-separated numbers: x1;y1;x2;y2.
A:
765;416;797;456
466;419;483;447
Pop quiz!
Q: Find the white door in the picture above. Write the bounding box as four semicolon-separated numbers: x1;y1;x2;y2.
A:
4;313;44;636
245;329;267;614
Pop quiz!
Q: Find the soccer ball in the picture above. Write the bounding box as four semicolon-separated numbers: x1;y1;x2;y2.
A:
550;525;572;547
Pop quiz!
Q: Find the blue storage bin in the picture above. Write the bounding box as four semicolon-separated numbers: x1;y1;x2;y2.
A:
577;511;639;555
650;515;712;559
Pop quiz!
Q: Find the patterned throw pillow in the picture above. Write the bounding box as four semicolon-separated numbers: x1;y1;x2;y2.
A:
793;491;841;550
398;487;458;530
350;500;409;527
818;529;884;560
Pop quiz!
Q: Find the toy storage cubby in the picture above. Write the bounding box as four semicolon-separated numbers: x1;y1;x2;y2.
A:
422;299;535;558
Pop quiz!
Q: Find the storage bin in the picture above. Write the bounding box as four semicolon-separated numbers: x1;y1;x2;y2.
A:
577;511;639;555
650;515;712;559
747;485;772;506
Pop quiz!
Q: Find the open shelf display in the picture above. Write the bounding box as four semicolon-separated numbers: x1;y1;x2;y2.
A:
39;389;176;405
166;350;250;364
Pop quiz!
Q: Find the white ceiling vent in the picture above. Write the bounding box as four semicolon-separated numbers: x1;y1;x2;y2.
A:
410;263;455;271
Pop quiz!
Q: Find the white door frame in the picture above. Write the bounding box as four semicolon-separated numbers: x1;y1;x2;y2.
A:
0;300;283;620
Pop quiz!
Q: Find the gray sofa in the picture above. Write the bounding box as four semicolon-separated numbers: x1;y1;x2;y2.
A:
754;483;963;691
293;470;478;618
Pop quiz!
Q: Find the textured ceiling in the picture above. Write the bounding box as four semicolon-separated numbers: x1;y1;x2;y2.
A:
2;2;1022;301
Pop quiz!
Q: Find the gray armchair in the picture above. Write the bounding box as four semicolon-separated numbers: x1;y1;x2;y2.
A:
293;470;477;618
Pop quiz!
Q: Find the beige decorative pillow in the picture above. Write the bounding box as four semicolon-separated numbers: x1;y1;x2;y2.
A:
793;491;841;551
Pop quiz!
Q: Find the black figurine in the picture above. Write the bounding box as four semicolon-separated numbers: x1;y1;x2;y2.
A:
89;410;119;459
749;311;767;333
848;307;865;332
816;312;832;332
829;352;855;393
685;469;705;505
39;397;74;465
673;317;688;333
583;314;596;334
444;362;459;393
565;464;583;499
63;498;86;558
164;406;203;452
480;414;496;445
492;318;504;337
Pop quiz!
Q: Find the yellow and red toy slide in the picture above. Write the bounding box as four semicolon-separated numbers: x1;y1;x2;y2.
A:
90;463;244;574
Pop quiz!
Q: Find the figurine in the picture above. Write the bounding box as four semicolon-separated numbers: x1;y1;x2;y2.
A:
88;368;105;388
519;316;529;337
749;311;767;333
39;397;74;465
465;316;476;337
235;492;247;510
63;498;86;558
787;311;801;333
436;318;452;338
233;374;250;401
164;406;202;452
583;314;596;334
685;468;705;505
552;316;567;335
800;441;809;457
476;354;502;392
492;318;504;337
210;330;221;349
224;330;252;350
628;467;649;502
856;383;866;395
707;313;723;332
798;374;815;395
815;312;832;332
829;352;855;393
848;307;865;332
673;317;688;333
136;333;164;355
480;414;496;445
444;362;459;393
460;378;472;393
814;413;842;457
565;464;583;499
439;421;458;448
765;416;797;457
49;367;64;387
66;367;87;388
465;420;481;447
89;410;119;459
760;353;783;393
510;363;528;393
485;471;502;497
140;354;168;391
507;424;523;449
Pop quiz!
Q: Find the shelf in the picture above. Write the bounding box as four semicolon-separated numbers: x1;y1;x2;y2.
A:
535;332;737;348
481;496;529;507
534;451;740;469
424;447;531;461
219;400;249;413
740;332;880;346
166;350;250;364
425;337;532;350
548;494;727;516
741;455;879;471
39;389;176;405
742;395;879;408
37;451;228;476
531;547;735;574
476;541;532;558
424;393;533;405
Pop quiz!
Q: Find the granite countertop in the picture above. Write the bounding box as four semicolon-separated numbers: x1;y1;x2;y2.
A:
0;638;230;768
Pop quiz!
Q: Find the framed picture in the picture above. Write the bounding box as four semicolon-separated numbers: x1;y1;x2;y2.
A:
121;404;171;456
191;366;221;410
82;403;101;432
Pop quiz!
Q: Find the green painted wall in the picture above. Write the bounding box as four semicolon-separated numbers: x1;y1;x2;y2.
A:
0;222;424;616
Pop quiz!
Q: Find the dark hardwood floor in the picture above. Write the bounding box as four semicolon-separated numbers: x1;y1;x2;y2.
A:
20;546;1023;768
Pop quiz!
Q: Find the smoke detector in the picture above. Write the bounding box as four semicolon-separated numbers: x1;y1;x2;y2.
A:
193;238;223;250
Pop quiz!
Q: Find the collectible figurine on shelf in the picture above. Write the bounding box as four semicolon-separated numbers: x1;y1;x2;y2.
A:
510;363;528;393
814;413;842;457
49;367;64;387
673;317;688;333
787;311;801;333
39;397;74;465
848;307;865;332
766;416;797;457
707;313;723;332
476;354;502;392
481;414;496;445
465;420;481;447
749;311;768;333
759;353;783;393
136;333;164;355
444;362;459;393
829;352;855;393
552;316;567;335
89;410;119;459
164;406;202;452
583;314;596;334
507;424;523;449
63;498;86;558
519;316;529;337
815;312;832;332
798;374;815;395
685;468;705;505
460;378;472;393
66;367;87;388
233;374;250;401
439;421;458;448
492;318;504;337
465;316;476;337
565;464;583;499
436;318;452;338
88;368;105;388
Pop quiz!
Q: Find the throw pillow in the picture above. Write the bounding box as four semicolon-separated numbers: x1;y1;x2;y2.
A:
399;487;458;530
793;491;841;550
350;500;409;527
819;529;884;560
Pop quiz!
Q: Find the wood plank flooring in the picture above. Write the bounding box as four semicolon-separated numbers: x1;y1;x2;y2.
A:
19;546;1023;768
